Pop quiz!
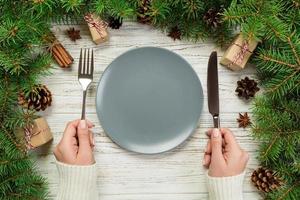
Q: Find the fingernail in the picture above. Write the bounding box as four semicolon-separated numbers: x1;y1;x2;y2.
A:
212;128;219;138
92;138;95;146
80;120;86;129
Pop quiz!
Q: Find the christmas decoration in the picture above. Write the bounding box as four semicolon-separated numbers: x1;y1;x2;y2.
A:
203;8;222;28
48;35;74;68
108;16;123;29
168;26;181;41
137;0;152;24
19;117;53;150
237;112;251;128
22;85;52;111
84;13;109;44
220;34;258;70
1;0;299;199
235;77;260;100
67;27;81;41
251;167;283;193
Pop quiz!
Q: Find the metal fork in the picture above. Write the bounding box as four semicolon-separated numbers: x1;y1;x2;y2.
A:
78;48;94;120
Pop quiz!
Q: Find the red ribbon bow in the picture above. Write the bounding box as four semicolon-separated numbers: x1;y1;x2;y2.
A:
84;13;108;38
230;41;252;66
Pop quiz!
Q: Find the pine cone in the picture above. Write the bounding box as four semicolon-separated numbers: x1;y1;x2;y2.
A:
203;8;222;28
235;77;260;100
20;85;52;111
137;0;152;24
168;26;181;41
251;167;283;193
108;16;123;29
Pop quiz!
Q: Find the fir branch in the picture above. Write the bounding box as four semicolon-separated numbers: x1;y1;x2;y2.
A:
286;34;300;65
259;54;299;70
277;180;300;200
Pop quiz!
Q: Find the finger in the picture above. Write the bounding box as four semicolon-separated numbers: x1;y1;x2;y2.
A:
53;147;63;161
89;131;95;147
210;128;226;164
77;120;93;155
203;153;211;168
71;137;78;146
206;128;235;147
73;145;79;153
63;119;94;139
220;128;239;149
203;140;212;167
205;139;212;154
205;128;213;137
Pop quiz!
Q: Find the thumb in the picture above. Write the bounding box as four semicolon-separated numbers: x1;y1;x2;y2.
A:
77;120;92;154
210;128;225;164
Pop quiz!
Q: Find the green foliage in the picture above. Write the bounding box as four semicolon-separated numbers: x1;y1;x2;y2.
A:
225;0;300;199
224;0;300;100
252;96;300;199
0;1;51;199
1;0;300;199
50;0;233;45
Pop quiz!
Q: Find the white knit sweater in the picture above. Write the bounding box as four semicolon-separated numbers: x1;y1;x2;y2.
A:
56;161;245;200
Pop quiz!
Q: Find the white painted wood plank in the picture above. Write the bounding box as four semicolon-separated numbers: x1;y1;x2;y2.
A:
35;22;261;199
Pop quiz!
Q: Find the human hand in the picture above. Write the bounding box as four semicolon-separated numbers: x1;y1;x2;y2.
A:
203;128;249;177
53;119;95;165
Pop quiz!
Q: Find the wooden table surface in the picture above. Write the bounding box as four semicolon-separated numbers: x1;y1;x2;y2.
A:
36;22;262;200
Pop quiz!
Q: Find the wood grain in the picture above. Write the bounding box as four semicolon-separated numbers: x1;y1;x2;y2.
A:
35;22;262;200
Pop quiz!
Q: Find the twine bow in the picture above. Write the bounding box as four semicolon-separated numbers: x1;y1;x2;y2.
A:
84;13;108;38
24;126;36;150
229;41;252;66
24;125;49;150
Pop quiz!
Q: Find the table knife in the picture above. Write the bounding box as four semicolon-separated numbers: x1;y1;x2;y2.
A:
207;51;220;128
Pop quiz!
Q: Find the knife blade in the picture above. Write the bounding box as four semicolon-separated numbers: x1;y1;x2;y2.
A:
207;51;220;128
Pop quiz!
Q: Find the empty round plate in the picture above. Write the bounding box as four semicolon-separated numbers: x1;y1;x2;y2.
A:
96;47;203;154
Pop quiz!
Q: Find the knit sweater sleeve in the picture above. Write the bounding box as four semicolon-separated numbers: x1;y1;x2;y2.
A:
56;161;98;200
206;171;246;200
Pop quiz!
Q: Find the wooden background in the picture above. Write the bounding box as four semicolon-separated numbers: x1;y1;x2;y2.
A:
35;22;262;200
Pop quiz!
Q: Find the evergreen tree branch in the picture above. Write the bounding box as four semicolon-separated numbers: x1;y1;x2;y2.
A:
277;180;300;200
259;54;299;70
286;34;300;65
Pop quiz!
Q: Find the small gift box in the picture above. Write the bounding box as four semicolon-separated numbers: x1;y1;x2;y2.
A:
29;117;53;148
16;117;53;149
84;13;109;44
220;34;258;71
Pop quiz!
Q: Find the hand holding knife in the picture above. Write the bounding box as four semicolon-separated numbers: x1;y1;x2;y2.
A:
207;51;220;128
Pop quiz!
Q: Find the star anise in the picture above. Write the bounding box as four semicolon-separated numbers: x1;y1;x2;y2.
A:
168;26;181;41
237;112;251;128
67;28;81;41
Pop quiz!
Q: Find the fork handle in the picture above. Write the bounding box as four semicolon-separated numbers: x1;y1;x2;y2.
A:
81;90;87;120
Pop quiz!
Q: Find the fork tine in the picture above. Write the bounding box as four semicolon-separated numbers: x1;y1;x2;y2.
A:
78;48;83;75
83;49;87;74
90;49;94;76
87;49;90;74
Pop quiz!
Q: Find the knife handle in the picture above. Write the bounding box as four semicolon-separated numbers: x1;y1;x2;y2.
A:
213;115;220;128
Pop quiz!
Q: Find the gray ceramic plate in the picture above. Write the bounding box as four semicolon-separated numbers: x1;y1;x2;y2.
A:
96;47;203;154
